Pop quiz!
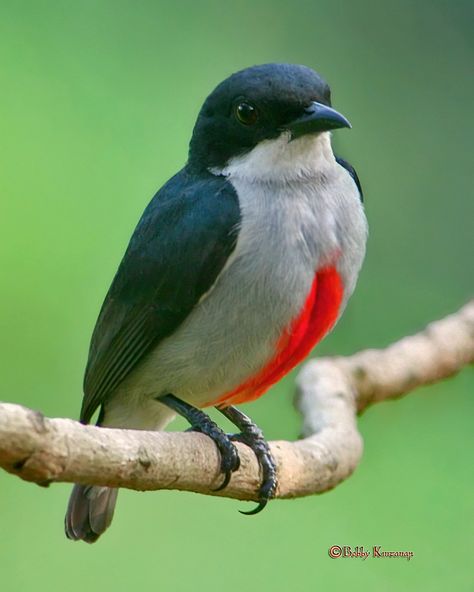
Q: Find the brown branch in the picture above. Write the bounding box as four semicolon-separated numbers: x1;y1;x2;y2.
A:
0;301;473;502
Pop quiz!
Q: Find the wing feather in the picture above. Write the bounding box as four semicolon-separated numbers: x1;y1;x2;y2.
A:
335;155;363;202
80;169;240;423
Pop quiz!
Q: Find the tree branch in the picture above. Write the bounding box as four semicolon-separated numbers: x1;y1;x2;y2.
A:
1;301;473;502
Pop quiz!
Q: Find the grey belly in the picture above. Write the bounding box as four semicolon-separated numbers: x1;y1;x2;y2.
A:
102;171;367;430
104;246;315;425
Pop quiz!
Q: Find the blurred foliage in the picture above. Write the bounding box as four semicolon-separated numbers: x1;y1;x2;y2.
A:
0;1;473;590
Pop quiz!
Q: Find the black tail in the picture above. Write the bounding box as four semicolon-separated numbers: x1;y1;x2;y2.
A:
65;484;118;543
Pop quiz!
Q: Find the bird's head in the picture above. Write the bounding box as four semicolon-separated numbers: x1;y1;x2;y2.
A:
188;63;351;178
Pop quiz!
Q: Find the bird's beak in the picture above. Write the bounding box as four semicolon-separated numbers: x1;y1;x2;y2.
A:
283;101;352;140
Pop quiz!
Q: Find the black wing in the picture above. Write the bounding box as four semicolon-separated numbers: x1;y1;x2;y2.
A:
335;156;363;202
81;168;240;423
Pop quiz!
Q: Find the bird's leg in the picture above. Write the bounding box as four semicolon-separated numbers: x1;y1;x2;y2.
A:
157;394;240;491
217;405;277;515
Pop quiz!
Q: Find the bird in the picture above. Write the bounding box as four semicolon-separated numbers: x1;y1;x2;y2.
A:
65;63;368;543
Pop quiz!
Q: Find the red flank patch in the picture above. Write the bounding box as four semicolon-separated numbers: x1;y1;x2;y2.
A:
213;266;344;407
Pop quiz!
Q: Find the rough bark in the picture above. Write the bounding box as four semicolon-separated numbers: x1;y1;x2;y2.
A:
0;301;473;501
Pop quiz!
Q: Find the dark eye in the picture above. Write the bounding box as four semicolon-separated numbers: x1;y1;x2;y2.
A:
235;102;259;125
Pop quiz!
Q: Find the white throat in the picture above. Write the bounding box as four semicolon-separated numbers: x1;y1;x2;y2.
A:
210;131;336;183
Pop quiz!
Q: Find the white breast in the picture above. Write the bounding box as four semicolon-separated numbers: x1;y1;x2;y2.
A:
103;132;367;430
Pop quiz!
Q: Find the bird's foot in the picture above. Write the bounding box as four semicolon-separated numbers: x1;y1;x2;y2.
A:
218;406;277;515
158;394;240;491
188;422;240;491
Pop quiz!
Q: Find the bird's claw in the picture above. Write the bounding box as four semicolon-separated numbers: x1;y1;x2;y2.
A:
160;396;275;506
187;424;240;491
229;430;277;515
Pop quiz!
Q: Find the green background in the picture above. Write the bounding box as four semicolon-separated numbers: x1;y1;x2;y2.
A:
1;1;473;590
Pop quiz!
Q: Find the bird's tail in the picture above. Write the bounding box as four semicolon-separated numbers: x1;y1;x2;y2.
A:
65;484;118;543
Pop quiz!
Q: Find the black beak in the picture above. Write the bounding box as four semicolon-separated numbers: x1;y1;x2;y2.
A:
283;101;352;140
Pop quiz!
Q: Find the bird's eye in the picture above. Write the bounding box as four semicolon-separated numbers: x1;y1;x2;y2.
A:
235;102;259;126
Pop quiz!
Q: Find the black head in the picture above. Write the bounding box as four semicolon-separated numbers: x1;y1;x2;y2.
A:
188;63;350;170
